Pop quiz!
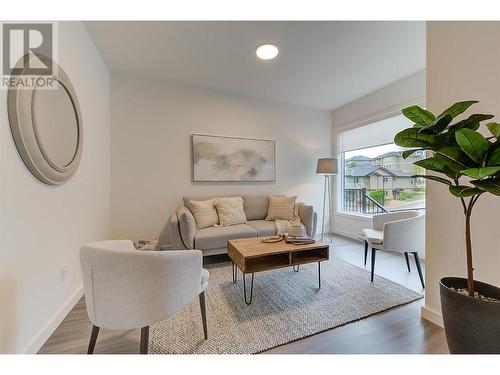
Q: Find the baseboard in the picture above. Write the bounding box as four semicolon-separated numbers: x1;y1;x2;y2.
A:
331;229;364;242
421;305;443;328
23;284;84;354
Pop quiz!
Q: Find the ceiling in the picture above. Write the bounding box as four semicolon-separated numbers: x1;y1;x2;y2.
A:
85;21;425;110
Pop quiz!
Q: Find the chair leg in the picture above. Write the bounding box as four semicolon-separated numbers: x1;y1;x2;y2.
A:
140;326;149;354
412;252;425;289
364;241;368;266
404;252;411;272
87;325;100;354
370;247;376;282
199;291;208;340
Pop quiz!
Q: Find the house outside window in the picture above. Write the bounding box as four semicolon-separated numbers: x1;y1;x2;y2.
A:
339;113;426;215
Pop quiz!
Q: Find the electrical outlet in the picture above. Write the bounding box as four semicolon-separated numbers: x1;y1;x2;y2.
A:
60;264;67;283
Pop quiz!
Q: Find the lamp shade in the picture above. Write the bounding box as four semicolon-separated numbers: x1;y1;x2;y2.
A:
316;158;338;175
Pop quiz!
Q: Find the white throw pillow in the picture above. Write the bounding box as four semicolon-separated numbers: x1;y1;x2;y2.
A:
215;197;247;226
187;199;219;229
266;195;297;220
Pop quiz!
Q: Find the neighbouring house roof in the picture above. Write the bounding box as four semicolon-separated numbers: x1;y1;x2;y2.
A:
345;165;412;178
345;165;379;177
389;169;413;177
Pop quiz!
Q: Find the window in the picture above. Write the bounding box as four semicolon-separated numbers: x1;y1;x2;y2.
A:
339;114;426;215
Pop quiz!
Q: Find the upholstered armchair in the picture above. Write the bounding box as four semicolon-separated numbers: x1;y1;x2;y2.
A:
79;240;209;354
362;211;425;288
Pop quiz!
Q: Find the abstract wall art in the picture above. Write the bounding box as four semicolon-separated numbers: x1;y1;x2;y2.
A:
191;134;276;182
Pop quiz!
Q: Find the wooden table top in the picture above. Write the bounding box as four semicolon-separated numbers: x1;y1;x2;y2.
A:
228;237;328;259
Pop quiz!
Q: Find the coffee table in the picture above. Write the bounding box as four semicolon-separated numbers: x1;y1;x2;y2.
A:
227;237;329;305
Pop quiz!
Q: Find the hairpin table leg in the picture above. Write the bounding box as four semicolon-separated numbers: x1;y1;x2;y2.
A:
292;265;300;272
232;261;237;283
243;272;254;305
318;261;321;289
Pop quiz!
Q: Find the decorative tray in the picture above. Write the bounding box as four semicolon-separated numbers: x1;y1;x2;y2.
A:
262;235;284;243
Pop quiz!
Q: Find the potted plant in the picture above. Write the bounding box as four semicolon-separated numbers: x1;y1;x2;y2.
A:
394;101;500;354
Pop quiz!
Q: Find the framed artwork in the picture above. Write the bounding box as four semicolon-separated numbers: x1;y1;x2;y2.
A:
191;134;276;182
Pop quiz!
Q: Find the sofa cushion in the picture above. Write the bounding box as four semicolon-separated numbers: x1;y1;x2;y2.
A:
183;195;237;207
266;195;297;220
194;224;257;250
184;195;269;221
242;195;270;220
246;220;277;237
186;199;219;229
215;197;247;226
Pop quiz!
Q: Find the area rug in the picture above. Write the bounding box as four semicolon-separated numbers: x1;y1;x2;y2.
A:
150;257;422;354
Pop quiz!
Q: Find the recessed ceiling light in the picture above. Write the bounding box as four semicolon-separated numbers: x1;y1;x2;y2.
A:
256;44;279;60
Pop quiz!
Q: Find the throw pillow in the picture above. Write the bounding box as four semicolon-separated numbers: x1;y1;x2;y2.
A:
266;195;297;220
215;197;247;226
188;199;219;229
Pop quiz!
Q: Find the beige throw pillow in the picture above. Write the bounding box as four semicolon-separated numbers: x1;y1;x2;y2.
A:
187;199;219;229
215;197;247;226
266;195;297;220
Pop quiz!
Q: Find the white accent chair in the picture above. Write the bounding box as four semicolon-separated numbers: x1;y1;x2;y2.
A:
362;211;425;288
79;240;209;354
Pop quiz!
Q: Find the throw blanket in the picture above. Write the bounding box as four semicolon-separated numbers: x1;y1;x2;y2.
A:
133;239;159;251
275;204;305;235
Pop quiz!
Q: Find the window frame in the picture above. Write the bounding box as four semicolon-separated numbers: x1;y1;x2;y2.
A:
336;100;426;217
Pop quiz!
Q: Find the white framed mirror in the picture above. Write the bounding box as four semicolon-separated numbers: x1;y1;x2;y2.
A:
8;54;83;185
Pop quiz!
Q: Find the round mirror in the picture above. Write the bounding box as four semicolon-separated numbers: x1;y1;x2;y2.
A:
8;54;83;185
32;82;79;168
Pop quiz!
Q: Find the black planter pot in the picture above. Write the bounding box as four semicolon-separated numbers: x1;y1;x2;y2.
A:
440;277;500;354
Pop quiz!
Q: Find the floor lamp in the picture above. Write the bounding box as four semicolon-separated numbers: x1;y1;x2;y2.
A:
316;158;338;242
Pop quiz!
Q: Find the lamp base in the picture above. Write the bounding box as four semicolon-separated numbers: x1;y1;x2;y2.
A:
320;174;333;244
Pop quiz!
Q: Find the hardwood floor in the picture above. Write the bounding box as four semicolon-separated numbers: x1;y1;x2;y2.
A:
38;235;448;354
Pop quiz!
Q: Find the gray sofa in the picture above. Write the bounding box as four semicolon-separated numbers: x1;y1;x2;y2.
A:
160;195;317;256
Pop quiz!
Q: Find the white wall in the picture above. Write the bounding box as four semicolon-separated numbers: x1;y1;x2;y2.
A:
111;74;332;241
0;22;111;353
330;70;426;239
422;22;500;326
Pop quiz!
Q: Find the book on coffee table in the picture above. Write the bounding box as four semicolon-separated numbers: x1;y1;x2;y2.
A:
285;234;315;245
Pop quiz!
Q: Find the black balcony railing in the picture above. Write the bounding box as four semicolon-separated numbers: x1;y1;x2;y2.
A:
343;188;388;214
